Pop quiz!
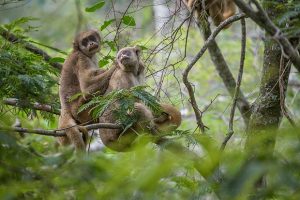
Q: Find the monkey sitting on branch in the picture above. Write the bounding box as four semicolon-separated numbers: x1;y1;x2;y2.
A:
58;30;116;151
98;46;182;151
184;0;236;28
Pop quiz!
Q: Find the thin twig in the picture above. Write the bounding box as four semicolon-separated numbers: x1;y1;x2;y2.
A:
113;0;135;50
221;17;246;151
279;55;296;126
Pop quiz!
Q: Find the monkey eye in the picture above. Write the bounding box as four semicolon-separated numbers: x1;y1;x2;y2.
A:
82;38;88;47
88;35;96;42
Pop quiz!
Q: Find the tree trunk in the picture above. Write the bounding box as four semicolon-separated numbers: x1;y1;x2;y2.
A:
245;0;291;188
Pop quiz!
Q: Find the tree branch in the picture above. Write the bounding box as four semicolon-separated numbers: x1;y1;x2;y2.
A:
0;26;62;71
2;98;61;115
221;18;247;150
183;13;247;133
234;0;300;72
1;123;122;137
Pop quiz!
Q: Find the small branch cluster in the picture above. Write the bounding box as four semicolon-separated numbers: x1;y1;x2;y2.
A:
0;26;62;70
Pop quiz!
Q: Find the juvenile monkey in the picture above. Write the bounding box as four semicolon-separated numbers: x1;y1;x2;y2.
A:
58;30;116;151
99;47;182;151
185;0;236;27
153;103;182;133
99;46;153;151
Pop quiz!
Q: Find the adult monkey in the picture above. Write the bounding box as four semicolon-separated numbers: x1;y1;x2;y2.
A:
184;0;236;27
58;30;116;151
99;46;181;151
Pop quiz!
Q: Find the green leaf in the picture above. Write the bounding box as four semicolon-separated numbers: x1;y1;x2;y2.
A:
99;59;109;67
4;17;38;31
122;15;136;26
85;1;105;12
100;19;115;31
49;57;65;63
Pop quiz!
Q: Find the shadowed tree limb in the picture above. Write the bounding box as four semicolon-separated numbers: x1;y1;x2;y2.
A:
0;26;62;71
0;123;122;137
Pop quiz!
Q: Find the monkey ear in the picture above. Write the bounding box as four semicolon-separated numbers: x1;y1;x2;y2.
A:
134;46;142;57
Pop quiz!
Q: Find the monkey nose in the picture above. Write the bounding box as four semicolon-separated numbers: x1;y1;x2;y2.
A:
89;43;99;51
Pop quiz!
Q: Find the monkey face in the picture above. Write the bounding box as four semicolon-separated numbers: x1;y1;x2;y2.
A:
116;46;141;71
74;30;101;57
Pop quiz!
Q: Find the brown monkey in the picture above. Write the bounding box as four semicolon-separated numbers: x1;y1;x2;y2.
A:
98;47;182;151
184;0;236;27
153;103;182;133
58;30;116;151
99;46;154;151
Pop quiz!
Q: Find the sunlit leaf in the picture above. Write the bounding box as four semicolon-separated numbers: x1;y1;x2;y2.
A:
122;15;136;26
100;19;115;31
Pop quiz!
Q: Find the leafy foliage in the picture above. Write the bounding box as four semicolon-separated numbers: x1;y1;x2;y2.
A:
0;20;60;119
2;127;300;199
78;86;162;127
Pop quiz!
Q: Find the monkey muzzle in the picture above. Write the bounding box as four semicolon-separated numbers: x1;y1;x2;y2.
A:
89;43;99;52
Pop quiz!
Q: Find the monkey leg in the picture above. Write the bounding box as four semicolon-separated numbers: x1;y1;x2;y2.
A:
58;113;87;151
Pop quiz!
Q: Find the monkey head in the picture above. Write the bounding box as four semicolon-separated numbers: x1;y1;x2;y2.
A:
116;46;142;72
73;30;101;57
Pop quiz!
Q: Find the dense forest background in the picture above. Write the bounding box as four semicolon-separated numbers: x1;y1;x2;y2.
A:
1;0;300;199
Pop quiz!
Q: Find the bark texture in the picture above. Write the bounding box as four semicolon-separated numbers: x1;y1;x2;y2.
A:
246;0;291;152
245;0;291;189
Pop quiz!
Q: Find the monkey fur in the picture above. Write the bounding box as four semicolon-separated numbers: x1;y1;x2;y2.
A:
185;0;236;28
58;30;116;151
98;46;154;151
153;103;182;133
99;47;182;151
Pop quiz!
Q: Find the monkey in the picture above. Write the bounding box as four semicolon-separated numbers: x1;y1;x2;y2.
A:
98;46;182;151
184;0;236;28
105;46;145;93
58;30;116;151
153;103;182;133
98;46;156;151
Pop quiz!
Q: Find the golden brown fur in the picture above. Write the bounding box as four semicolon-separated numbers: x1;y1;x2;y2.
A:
58;30;116;151
98;47;182;151
153;103;182;133
185;0;236;27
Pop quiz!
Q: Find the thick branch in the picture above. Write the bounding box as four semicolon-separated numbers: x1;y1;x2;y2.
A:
234;0;300;72
1;123;122;137
0;26;62;71
3;98;61;115
183;14;248;132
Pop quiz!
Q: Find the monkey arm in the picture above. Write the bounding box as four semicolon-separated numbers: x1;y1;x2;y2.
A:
77;63;117;98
